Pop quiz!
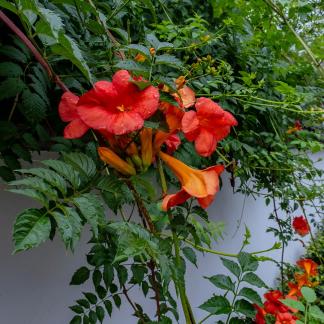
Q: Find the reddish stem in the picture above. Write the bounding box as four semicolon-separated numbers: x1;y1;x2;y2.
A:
0;10;69;92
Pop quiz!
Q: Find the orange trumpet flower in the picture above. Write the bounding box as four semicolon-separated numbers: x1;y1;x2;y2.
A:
98;147;136;176
159;151;224;210
296;258;318;277
140;128;153;170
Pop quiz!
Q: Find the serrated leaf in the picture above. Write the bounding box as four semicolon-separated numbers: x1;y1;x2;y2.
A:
62;152;96;181
309;305;324;321
242;272;268;288
238;252;258;272
16;167;67;195
0;45;28;63
146;33;173;51
238;287;262;306
92;269;102;287
70;267;90;285
20;89;47;123
13;208;51;253
155;54;182;67
73;193;105;237
125;44;151;58
38;7;63;38
205;274;235;292
199;295;231;314
234;299;256;318
0;78;25;100
114;60;149;72
52;33;92;82
220;258;241;278
76;299;90;308
42;159;81;189
51;208;82;250
0;62;23;76
113;294;121;308
89;309;97;323
182;246;197;266
117;265;128;287
9;188;48;206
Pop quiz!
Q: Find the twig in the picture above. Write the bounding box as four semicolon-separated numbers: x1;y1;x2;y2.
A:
0;10;69;92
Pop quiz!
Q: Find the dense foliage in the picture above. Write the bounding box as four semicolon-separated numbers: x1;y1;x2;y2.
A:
0;0;323;323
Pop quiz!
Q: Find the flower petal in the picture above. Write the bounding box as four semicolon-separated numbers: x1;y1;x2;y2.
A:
162;190;191;211
78;105;114;130
177;86;195;108
106;111;144;135
63;118;89;139
181;110;200;141
59;92;79;122
194;128;217;157
131;85;160;119
195;97;224;117
112;70;137;95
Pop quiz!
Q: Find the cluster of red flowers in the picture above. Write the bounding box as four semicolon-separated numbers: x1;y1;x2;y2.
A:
255;258;318;324
58;70;238;210
292;216;310;237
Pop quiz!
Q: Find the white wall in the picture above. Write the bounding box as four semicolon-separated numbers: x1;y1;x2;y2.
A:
0;153;322;324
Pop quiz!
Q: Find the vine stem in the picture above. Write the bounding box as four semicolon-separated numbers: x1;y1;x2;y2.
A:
0;10;69;92
157;157;196;324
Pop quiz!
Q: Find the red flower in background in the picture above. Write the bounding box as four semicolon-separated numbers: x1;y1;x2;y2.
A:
58;92;89;139
164;133;181;154
264;290;288;314
296;259;318;277
77;70;159;135
275;312;297;324
254;304;266;324
182;97;237;157
292;216;310;236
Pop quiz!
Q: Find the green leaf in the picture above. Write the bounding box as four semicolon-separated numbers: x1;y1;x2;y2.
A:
199;295;231;314
155;54;182;67
281;298;305;312
309;305;324;321
70;315;82;324
20;89;47;123
96;306;105;323
38;7;64;38
125;44;151;58
92;270;102;288
0;62;23;76
9;188;48;206
220;258;241;278
113;294;121;308
0;45;28;63
131;264;147;283
73;193;105;237
69;305;83;314
16;168;67;195
146;33;173;51
103;264;114;288
238;252;258;272
89;310;97;323
83;292;97;304
205;274;235;292
52;208;82;251
13;208;51;253
42;159;81;189
62;152;96;181
182;246;197;267
238;287;262;306
114;60;149;72
104;300;112;317
301;287;316;303
0;78;25;100
242;272;268;288
117;265;128;287
76;299;90;308
51;33;92;82
70;267;90;285
234;299;256;318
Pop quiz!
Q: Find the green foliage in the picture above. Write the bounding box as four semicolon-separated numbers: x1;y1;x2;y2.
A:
10;152;105;252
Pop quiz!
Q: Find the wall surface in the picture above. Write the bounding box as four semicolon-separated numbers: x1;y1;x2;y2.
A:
0;153;322;324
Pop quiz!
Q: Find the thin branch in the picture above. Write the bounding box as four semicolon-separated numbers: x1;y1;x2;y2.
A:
0;10;69;92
